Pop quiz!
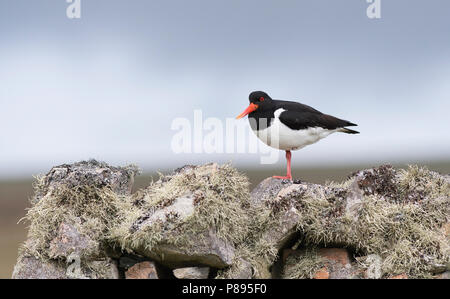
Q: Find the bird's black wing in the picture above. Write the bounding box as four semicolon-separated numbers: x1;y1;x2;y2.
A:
279;110;357;131
274;100;323;114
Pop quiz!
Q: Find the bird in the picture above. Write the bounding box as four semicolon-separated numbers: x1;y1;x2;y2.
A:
236;91;359;180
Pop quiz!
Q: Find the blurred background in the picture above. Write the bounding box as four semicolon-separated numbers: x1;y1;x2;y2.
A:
1;0;449;278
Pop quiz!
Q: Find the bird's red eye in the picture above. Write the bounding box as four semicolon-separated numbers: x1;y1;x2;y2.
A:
259;97;265;102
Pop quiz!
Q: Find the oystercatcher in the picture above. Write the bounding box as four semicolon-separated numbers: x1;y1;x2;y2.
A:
236;91;359;180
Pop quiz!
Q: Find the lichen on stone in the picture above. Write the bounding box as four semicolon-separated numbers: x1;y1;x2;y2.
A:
14;160;137;279
282;249;325;279
219;165;449;279
13;162;449;279
270;165;449;278
21;184;124;261
109;163;252;267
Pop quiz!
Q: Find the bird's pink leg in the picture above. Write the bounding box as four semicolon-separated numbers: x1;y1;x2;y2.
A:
273;150;292;180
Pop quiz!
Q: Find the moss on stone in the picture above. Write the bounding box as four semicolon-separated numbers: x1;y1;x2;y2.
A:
21;185;125;260
273;165;449;278
16;160;136;278
15;162;449;279
109;163;252;262
282;249;325;279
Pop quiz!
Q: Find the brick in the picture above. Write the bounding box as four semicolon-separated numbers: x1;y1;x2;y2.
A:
125;261;158;279
317;248;351;266
389;274;408;279
313;267;330;279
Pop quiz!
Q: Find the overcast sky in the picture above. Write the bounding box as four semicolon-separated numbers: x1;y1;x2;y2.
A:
1;0;449;178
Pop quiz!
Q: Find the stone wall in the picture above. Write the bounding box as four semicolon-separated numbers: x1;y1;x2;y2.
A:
12;161;450;279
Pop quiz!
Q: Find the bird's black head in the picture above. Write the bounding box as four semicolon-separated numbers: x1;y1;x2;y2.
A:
236;91;273;119
249;91;272;104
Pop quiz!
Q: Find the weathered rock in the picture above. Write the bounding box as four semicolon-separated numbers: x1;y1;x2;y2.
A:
130;191;196;234
49;221;98;259
125;261;159;279
113;163;250;269
263;165;448;279
352;165;397;198
345;179;364;220
363;254;383;279
12;255;119;279
215;257;254;279
140;193;195;225
261;206;301;251
129;185;235;270
135;229;235;268
74;257;119;279
282;248;361;279
250;177;291;205
33;160;138;204
318;248;350;266
435;271;450;279
12;162;449;279
13;160;137;279
242;179;305;278
229;259;253;279
12;256;67;279
173;267;210;279
252;179;302;250
281;249;326;279
442;222;450;238
315;248;360;279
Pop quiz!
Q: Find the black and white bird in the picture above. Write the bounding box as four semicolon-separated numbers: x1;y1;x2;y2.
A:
236;91;359;180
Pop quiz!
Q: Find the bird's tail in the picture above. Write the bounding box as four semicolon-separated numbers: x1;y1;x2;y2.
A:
340;127;360;134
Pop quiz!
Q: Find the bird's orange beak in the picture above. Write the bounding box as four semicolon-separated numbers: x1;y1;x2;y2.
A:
236;103;259;119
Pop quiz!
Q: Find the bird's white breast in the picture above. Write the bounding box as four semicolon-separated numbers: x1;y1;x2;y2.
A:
253;108;338;151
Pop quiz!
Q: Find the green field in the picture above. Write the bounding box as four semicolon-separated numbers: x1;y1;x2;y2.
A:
1;161;448;278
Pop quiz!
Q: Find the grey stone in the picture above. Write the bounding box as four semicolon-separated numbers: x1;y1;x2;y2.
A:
65;255;119;279
136;229;235;269
365;254;383;279
253;180;303;250
49;221;99;259
128;164;239;269
345;178;364;220
13;160;136;279
12;256;67;279
173;267;210;279
250;177;292;205
12;162;449;279
12;254;119;279
139;193;195;226
33;159;139;204
230;259;253;279
436;271;450;279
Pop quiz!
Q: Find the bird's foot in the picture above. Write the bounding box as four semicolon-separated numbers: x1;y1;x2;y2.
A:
272;175;293;181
